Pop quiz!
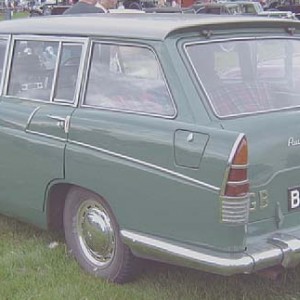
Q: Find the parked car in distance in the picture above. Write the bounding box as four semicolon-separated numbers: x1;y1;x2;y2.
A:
29;3;70;16
258;9;296;18
232;1;264;14
1;14;300;284
194;2;242;14
122;0;157;9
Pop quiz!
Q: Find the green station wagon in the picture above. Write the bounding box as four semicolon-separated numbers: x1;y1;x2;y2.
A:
1;13;300;283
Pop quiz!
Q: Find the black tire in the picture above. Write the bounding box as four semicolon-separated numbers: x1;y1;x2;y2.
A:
128;2;142;9
63;187;138;283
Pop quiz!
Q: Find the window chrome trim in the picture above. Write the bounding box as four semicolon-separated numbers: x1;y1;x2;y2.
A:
0;35;10;96
80;40;177;119
49;41;62;103
3;35;14;96
68;138;219;192
183;36;300;119
53;41;88;106
11;35;88;43
3;35;89;107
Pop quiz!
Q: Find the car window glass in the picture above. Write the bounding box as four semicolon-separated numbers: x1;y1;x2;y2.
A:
84;43;175;116
8;40;59;101
54;43;82;102
187;39;300;117
256;41;286;79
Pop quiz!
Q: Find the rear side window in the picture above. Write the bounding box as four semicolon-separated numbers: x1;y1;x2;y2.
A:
8;40;59;101
55;43;82;102
186;39;300;117
84;43;175;117
7;39;83;103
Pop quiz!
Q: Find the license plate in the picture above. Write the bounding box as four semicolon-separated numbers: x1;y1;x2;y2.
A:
288;187;300;211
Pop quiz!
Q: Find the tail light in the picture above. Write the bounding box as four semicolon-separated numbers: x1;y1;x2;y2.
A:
220;134;250;224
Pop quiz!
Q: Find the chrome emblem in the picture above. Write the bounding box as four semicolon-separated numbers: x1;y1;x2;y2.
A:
288;137;300;147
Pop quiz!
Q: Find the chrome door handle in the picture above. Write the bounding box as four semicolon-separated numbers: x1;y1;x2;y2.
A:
47;115;71;134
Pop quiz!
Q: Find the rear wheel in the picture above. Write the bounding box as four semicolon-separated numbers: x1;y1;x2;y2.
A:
63;187;137;283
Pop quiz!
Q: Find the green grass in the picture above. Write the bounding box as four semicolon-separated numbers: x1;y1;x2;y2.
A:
0;11;29;21
1;214;300;300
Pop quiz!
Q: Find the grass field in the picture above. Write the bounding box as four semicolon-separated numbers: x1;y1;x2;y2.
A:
0;11;29;21
1;215;300;300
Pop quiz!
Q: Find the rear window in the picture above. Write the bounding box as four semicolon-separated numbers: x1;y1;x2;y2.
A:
186;38;300;117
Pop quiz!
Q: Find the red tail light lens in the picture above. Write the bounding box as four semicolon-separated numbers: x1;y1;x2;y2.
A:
233;138;248;165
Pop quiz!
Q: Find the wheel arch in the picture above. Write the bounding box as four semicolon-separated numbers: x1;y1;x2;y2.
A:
46;183;114;232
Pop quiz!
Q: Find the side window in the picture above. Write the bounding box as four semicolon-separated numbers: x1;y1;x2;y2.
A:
8;40;59;101
84;43;175;117
55;43;82;102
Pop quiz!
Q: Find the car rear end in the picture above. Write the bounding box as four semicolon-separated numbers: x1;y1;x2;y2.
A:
184;20;300;274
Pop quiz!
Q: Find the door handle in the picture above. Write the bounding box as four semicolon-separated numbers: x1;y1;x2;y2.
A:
47;115;71;134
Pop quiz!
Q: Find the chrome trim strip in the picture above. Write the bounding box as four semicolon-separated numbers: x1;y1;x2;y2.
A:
12;35;88;43
25;129;66;142
3;35;13;96
227;179;249;186
228;134;245;166
53;41;88;107
26;106;41;130
68;139;219;192
2;95;75;106
81;103;176;119
50;41;62;103
47;114;67;122
0;36;10;96
231;164;248;169
220;194;250;200
183;36;298;49
220;134;245;196
121;229;300;276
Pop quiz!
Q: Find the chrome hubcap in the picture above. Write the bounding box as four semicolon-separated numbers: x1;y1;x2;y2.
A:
77;200;115;267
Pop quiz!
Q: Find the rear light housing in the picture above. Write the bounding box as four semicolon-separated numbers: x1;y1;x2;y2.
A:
220;134;250;224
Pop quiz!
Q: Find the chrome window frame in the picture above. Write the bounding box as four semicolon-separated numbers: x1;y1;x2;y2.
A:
53;41;86;104
184;36;300;119
0;35;10;96
81;40;177;119
3;35;89;107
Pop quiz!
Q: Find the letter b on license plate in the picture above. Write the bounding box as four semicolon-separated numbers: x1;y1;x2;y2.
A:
288;187;300;210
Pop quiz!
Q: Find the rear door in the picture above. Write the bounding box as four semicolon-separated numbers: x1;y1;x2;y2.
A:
0;36;86;220
65;41;225;245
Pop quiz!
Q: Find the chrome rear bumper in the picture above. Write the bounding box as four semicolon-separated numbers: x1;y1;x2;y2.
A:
121;229;300;276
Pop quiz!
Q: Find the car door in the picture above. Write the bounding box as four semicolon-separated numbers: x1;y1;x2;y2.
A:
65;41;219;243
0;36;87;221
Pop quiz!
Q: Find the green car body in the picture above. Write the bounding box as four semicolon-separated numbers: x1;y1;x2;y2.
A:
0;14;300;282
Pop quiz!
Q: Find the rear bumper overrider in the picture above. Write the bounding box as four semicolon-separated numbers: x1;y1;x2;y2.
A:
121;228;300;276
